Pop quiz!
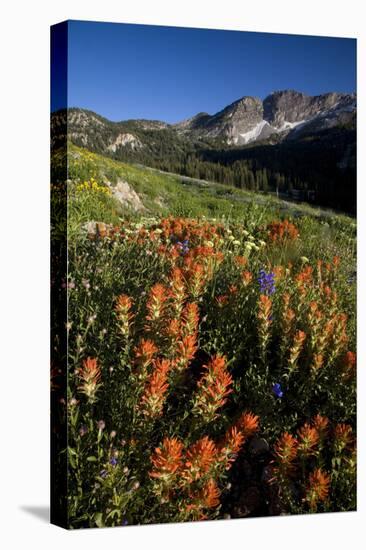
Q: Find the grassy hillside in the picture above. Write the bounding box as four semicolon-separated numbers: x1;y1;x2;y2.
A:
53;143;355;232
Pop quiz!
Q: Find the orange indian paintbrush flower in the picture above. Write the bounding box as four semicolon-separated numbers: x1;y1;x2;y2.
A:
165;318;181;347
181;302;200;337
218;411;259;470
216;295;229;307
288;330;306;374
234;255;248;267
235;411;260;438
139;359;171;418
218;426;245;469
311;353;324;373
169;267;186;316
330;313;349;358
185;262;206;298
241;270;253;286
334;423;353;452
149;437;184;483
174;334;198;371
267;220;299;242
257;294;272;362
182;436;218;484
273;432;298;476
192;355;233;422
134;339;158;380
273;265;284;281
77;357;102;403
295;265;313;286
258;294;272;321
305;468;330;511
342;351;356;380
146;283;168;322
184;478;221;520
134;338;158;362
199;478;221;508
312;414;329;437
115;294;133;337
297;423;319;456
283;307;295;334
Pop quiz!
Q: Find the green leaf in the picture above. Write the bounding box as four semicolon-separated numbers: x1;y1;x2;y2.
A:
94;512;104;528
86;456;98;462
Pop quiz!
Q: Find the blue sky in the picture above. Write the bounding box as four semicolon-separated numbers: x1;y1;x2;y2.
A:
56;20;356;123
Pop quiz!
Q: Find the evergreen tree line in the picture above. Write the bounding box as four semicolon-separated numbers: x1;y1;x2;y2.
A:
70;122;356;214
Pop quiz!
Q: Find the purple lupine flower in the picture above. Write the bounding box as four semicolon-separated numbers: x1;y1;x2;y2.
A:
258;269;276;295
272;383;284;398
109;457;118;467
177;239;189;255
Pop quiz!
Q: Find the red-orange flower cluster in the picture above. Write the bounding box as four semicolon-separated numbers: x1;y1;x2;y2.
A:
334;423;353;452
192;355;233;421
267;220;299;242
146;283;168;322
77;357;102;403
273;431;298;472
139;359;171;418
305;468;330;511
297;423;319;456
182;436;218;483
174;334;198;372
149;437;184;483
134;339;158;380
342;351;356;379
181;302;200;337
288;330;307;374
219;412;259;469
184;478;221;520
115;294;134;337
312;414;329;438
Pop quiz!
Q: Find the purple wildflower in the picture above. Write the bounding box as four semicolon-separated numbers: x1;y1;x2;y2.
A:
109;457;118;467
272;383;284;398
177;239;189;255
258;269;276;295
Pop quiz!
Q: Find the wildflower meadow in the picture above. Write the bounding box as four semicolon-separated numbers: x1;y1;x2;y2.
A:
51;146;356;527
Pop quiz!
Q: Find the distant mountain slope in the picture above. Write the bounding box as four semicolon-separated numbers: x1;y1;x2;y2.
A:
52;89;356;151
51;89;356;214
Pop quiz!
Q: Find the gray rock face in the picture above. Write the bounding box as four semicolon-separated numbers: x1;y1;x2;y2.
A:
264;89;355;132
175;96;266;145
264;90;310;126
107;179;145;211
175;89;356;145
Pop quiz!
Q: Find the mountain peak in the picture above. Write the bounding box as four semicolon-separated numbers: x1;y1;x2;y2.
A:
58;89;356;150
174;89;354;145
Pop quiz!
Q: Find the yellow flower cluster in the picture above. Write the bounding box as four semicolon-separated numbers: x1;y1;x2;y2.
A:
76;177;111;196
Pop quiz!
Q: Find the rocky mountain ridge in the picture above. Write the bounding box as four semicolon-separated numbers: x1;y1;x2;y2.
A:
175;89;356;145
52;89;356;152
